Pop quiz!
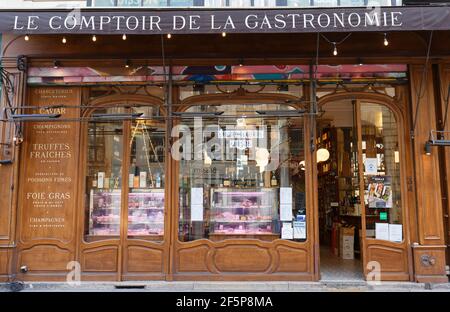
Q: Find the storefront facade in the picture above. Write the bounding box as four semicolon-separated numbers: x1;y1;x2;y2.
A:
0;5;449;283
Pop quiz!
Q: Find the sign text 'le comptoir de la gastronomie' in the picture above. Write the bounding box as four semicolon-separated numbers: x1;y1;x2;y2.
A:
2;6;450;35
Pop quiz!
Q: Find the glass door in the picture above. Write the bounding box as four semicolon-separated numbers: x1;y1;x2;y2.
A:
84;105;168;280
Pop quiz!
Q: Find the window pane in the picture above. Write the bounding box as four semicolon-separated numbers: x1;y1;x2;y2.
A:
178;104;306;242
361;103;402;242
85;108;124;241
128;107;166;239
93;0;116;6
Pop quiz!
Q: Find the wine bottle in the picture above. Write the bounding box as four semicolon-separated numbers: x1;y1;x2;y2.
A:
156;173;161;188
109;174;115;189
271;171;278;187
92;173;98;188
259;172;264;187
223;168;230;187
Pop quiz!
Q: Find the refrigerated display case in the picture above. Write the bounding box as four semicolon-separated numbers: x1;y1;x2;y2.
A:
209;187;279;240
89;189;121;236
128;189;165;236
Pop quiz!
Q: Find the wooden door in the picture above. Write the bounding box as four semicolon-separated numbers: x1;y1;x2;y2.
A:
79;99;169;281
356;99;411;281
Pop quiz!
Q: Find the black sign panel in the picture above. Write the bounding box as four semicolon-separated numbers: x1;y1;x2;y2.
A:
0;6;449;34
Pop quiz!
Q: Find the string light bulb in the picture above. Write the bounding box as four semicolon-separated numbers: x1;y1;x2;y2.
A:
92;34;97;42
221;32;226;37
24;35;30;41
125;59;131;68
167;33;172;39
332;42;338;56
62;37;67;44
122;34;127;40
383;33;389;46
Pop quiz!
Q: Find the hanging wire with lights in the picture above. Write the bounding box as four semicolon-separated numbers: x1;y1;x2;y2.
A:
320;33;352;56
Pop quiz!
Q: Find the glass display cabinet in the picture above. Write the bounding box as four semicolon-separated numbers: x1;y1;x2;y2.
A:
128;189;165;236
89;189;121;236
209;187;279;240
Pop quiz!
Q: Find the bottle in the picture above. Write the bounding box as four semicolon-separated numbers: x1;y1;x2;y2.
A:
104;176;110;189
271;171;278;187
156;173;161;188
259;172;264;187
109;174;115;189
223;168;230;187
92;173;98;188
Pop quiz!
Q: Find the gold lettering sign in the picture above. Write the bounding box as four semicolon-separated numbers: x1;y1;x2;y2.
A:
19;87;80;243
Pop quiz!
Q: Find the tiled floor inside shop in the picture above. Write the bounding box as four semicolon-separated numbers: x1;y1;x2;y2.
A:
320;246;364;281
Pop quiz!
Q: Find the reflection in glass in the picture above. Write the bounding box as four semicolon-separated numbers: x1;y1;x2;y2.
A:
85;108;124;240
361;103;402;242
178;104;306;242
128;107;165;239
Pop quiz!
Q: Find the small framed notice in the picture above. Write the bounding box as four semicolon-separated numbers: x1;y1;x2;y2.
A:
365;158;378;175
280;187;293;221
375;223;389;241
389;224;403;242
293;221;306;239
281;223;294;239
191;187;204;221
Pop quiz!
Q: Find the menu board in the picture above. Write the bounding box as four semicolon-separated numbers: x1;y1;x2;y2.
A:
20;87;80;242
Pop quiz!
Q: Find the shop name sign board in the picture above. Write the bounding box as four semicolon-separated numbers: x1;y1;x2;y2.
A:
1;6;450;34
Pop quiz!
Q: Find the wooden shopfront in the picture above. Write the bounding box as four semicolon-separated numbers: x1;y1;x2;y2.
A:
0;7;449;283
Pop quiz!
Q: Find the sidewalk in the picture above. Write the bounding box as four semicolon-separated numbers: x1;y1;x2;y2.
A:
1;280;450;292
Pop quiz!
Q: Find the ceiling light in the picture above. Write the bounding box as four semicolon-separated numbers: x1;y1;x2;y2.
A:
317;148;330;163
221;32;226;37
24;35;30;41
125;59;131;68
167;33;172;39
92;34;97;42
122;34;127;40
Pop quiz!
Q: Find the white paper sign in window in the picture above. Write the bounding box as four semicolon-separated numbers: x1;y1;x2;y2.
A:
191;187;204;221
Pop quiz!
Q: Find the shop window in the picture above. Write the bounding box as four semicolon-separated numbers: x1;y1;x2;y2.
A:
128;107;166;239
361;103;402;242
85;108;124;240
85;105;166;242
177;104;307;242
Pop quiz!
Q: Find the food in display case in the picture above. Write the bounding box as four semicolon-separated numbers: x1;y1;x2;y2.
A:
128;189;165;236
89;189;121;236
210;188;278;235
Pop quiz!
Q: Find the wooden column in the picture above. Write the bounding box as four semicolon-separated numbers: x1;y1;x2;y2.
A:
0;57;26;282
438;63;450;269
409;64;448;283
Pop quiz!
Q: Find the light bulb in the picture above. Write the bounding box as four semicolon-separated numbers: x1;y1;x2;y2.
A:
221;32;226;37
122;34;127;40
92;35;97;42
383;33;389;46
62;37;67;44
167;33;172;39
333;44;338;56
24;35;30;41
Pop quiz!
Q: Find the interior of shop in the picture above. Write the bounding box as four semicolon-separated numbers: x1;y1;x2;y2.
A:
317;99;363;280
317;96;402;280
